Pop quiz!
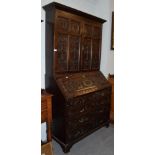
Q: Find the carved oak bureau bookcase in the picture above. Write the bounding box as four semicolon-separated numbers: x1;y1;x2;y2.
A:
43;2;111;153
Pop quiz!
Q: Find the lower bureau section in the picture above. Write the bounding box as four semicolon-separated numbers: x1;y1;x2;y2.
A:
52;88;111;153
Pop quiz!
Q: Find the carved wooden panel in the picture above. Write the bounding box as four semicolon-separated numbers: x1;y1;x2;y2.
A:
56;16;69;32
81;38;91;70
56;71;109;99
55;14;102;73
70;20;80;35
68;35;80;71
55;33;68;72
91;39;100;70
93;26;101;39
66;114;95;141
83;24;92;37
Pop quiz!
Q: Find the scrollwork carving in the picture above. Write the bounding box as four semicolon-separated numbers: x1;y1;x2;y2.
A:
69;35;80;71
70;20;80;34
56;17;69;32
92;39;100;69
81;38;91;70
57;34;68;72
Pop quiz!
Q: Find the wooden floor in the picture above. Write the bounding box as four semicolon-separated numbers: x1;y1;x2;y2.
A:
41;142;54;155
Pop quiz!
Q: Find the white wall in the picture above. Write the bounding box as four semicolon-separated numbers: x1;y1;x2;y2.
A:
94;0;114;76
41;0;114;88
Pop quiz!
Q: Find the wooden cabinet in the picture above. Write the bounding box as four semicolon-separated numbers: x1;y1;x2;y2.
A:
43;2;111;153
41;90;53;143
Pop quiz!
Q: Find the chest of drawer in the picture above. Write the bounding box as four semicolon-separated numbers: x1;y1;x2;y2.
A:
65;89;111;118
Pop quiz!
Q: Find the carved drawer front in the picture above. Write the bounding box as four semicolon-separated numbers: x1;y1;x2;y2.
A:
66;114;95;141
66;127;84;142
66;114;90;128
85;90;111;112
66;98;86;117
66;88;111;117
83;93;100;113
94;95;110;110
95;110;110;127
95;115;107;127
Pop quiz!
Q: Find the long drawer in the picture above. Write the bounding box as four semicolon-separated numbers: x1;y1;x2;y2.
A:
65;88;111;118
66;113;96;141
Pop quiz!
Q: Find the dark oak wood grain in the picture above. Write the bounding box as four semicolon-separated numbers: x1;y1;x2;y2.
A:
41;90;53;143
43;2;111;153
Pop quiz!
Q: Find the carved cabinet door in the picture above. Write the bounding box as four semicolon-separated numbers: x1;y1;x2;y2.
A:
80;23;92;71
54;11;81;73
55;33;68;73
91;39;101;70
54;16;69;73
80;37;92;71
81;23;102;71
68;20;81;72
91;26;102;70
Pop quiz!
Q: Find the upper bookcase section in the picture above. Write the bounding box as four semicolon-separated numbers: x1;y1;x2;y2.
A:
43;2;107;74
